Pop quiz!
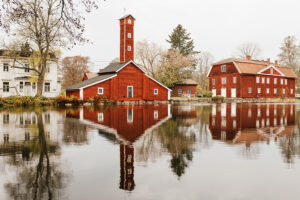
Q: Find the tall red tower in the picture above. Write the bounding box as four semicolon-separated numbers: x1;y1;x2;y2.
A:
119;14;135;63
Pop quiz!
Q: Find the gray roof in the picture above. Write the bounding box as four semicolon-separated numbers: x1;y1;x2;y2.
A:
98;61;131;74
66;74;115;90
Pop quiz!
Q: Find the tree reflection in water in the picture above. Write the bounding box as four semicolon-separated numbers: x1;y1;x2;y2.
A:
4;112;68;200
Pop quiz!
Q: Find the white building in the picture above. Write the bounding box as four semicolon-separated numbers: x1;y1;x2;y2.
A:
0;55;62;97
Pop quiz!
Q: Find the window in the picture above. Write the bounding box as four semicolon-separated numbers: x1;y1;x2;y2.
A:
44;113;50;123
267;77;270;84
248;87;252;94
266;88;269;94
274;78;277;84
221;65;226;72
3;82;9;92
256;77;260;83
262;77;265;84
154;110;158;120
44;83;50;92
283;88;285;94
19;82;23;92
281;79;283;85
128;19;132;24
3;63;9;72
187;89;191;95
98;87;103;95
291;89;293;94
221;77;226;84
127;109;133;123
127;46;131;51
212;78;215;85
257;88;261;93
154;89;158;95
270;68;273;74
127;86;133;98
285;79;287;85
233;76;236;84
128;33;132;38
178;89;182;97
25;64;30;72
32;82;36;90
98;113;104;122
3;114;9;124
274;88;277;94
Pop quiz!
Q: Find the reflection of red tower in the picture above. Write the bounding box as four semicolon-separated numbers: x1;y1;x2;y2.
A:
119;144;135;191
120;15;135;63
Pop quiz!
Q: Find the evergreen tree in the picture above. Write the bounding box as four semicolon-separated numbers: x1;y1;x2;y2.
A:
166;24;197;56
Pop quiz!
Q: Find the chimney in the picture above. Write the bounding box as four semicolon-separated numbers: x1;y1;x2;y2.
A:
267;58;270;64
246;55;251;60
275;60;278;65
119;14;135;63
261;59;264;62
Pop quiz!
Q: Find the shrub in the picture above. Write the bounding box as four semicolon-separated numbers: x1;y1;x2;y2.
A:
203;90;212;98
211;96;224;102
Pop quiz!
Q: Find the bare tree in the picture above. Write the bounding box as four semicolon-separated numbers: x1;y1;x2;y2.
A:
135;40;164;79
62;56;89;88
278;36;300;71
194;52;213;91
235;42;261;59
0;0;100;96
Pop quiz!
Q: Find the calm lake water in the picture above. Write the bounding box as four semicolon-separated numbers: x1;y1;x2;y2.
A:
0;103;300;200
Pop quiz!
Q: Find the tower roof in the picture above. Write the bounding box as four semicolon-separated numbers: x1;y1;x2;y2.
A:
119;14;136;21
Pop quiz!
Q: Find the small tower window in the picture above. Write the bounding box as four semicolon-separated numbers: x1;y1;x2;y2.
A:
128;19;131;24
127;46;131;51
128;33;131;38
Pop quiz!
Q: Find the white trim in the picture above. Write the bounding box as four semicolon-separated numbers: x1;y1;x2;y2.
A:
154;89;158;95
80;74;117;89
79;88;83;99
257;65;285;76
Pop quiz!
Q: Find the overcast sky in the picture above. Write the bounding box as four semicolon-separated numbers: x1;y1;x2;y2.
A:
64;0;300;71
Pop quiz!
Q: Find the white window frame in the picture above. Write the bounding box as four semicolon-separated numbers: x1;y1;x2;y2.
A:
283;88;285;94
274;78;277;84
128;33;132;38
98;113;104;122
154;89;158;95
221;65;226;72
44;83;50;92
3;63;9;72
3;82;9;92
154;110;158;120
248;87;252;94
267;77;270;84
127;108;133;123
270;68;273;74
274;88;277;94
212;78;215;85
285;79;287;85
262;77;265;84
266;88;269;94
20;82;24;92
233;76;236;84
221;77;226;84
98;87;104;95
281;79;283;85
257;88;261;94
128;19;132;24
127;46;131;51
291;89;293;94
127;86;133;98
256;77;260;84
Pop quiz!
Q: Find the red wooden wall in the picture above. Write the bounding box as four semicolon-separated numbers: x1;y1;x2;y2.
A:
66;90;80;98
172;85;197;97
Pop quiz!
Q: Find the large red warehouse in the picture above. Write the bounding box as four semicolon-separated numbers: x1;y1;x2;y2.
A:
66;14;171;101
208;56;296;98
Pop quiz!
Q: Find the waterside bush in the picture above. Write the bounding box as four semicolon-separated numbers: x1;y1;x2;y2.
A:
0;95;115;107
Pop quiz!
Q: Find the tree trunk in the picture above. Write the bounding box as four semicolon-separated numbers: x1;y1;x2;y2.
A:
36;61;47;97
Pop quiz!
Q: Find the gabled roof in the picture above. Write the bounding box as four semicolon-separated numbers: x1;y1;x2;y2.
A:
119;14;136;21
176;79;198;85
66;74;116;90
209;57;297;78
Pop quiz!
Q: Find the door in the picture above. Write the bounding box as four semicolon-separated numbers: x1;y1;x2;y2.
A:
221;88;226;97
24;82;31;96
231;88;236;98
127;86;133;98
187;89;191;98
212;89;216;97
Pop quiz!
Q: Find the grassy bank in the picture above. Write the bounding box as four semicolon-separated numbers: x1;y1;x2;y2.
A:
0;96;115;107
170;97;300;103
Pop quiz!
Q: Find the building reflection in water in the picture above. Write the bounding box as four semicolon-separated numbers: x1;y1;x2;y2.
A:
209;103;296;147
67;104;171;191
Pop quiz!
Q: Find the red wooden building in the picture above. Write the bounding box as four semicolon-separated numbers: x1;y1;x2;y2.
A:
66;14;171;101
172;79;198;97
209;103;295;147
208;56;296;98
